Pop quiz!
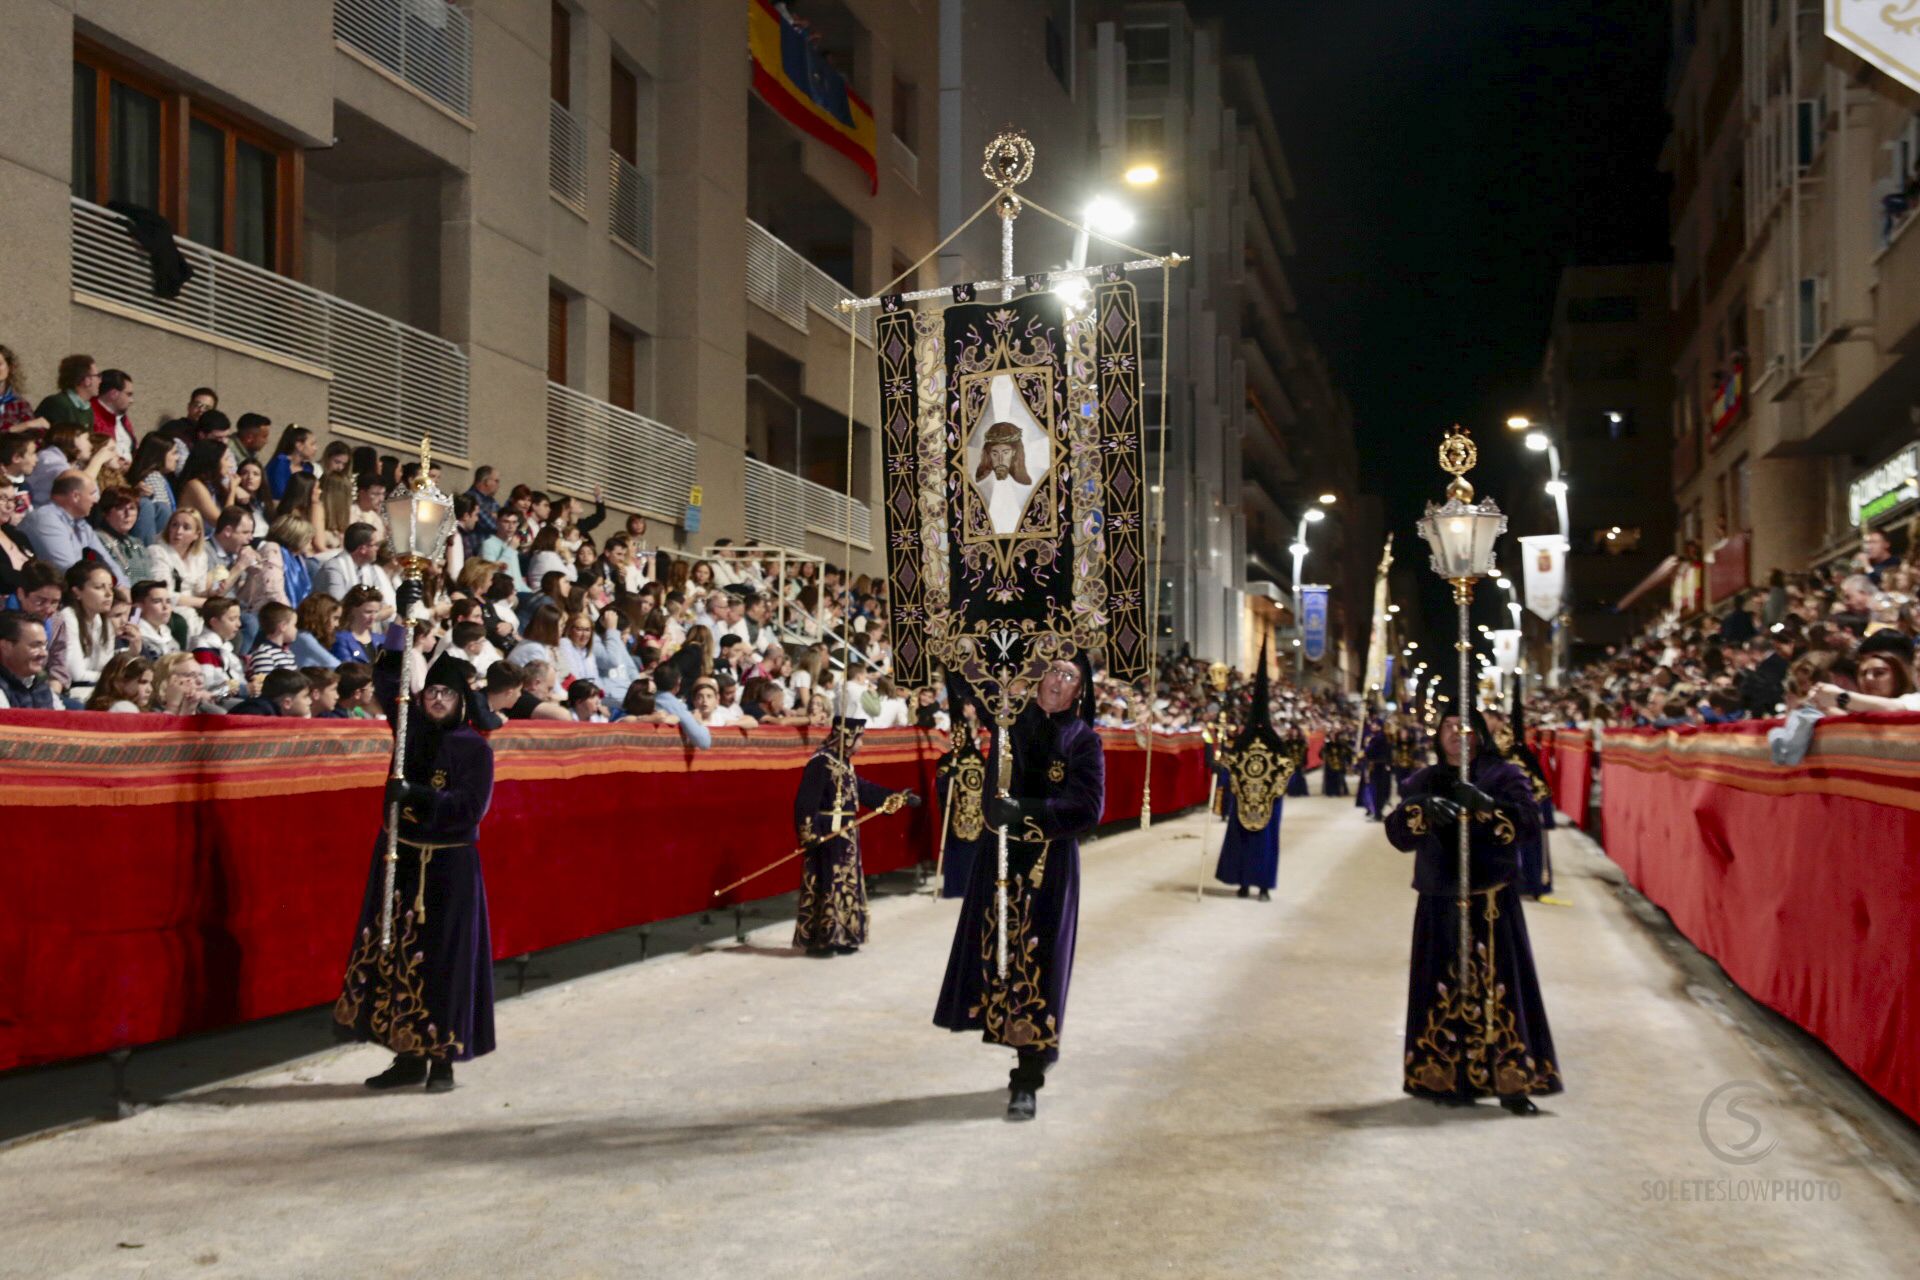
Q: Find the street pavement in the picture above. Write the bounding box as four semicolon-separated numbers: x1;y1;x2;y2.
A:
3;797;1916;1279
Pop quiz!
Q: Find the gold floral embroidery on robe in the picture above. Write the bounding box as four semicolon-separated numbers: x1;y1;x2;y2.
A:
333;894;465;1060
1404;892;1559;1098
793;764;869;948
969;859;1059;1053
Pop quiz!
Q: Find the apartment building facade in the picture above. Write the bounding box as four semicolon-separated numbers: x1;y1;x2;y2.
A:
4;0;944;573
1535;264;1676;659
1666;0;1920;611
1095;5;1368;681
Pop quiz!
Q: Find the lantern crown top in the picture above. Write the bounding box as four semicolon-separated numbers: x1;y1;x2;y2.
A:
982;131;1035;188
1439;425;1477;502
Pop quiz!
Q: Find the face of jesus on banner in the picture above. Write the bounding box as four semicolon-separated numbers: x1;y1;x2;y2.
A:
966;372;1053;535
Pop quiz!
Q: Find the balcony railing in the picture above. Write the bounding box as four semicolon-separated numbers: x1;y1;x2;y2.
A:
549;100;588;212
609;151;654;259
546;382;696;526
743;457;871;551
888;133;918;189
71;197;469;456
744;219;873;344
334;0;472;118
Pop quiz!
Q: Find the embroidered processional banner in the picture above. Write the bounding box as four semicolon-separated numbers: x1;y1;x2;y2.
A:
875;282;1148;700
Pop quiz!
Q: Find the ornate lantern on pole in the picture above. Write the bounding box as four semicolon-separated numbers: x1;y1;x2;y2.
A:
377;436;454;951
1413;426;1507;997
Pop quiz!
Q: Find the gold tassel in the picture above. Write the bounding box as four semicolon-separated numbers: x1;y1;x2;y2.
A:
414;847;434;924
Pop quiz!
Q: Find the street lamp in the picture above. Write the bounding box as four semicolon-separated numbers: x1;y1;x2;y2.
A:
1291;507;1328;681
1415;425;1507;1003
1511;416;1571;686
1123;163;1161;187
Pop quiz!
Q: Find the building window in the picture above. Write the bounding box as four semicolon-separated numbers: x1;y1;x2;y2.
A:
1126;115;1166;155
1044;15;1069;91
1567;348;1640;382
1124;24;1171;89
892;75;917;148
74;47;296;275
1566;294;1638;324
551;1;572;108
1797;275;1828;358
548;289;570;386
611;58;639;164
609;321;637;412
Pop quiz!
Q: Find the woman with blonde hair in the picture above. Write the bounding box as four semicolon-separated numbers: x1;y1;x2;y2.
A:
152;652;215;715
149;507;214;633
86;653;154;712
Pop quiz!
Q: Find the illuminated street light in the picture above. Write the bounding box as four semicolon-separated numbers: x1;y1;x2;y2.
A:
1544;478;1569;497
1084;195;1136;236
1505;415;1531;431
1318;492;1338;505
1496;576;1512;590
1303;508;1326;524
1123;163;1161;187
1387;604;1401;615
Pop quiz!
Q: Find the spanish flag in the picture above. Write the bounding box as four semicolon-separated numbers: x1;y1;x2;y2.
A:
748;0;879;194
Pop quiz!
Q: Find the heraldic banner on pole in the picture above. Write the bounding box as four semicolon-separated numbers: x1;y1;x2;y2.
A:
875;282;1150;701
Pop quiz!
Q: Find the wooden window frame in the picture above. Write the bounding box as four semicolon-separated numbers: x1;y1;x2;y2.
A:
75;39;302;279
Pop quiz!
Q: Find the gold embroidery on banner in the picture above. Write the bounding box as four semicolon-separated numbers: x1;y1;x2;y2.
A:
952;753;987;841
332;891;466;1060
431;770;447;789
1404;803;1428;837
1047;759;1066;784
1403;891;1559;1098
1227;738;1285;832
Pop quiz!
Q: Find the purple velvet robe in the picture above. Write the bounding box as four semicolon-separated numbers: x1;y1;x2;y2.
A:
333;664;497;1062
933;704;1105;1064
1383;756;1561;1101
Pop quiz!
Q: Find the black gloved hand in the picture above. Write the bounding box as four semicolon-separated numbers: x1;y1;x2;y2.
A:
986;795;1025;830
902;790;923;808
1425;796;1463;828
1449;779;1497;816
396;578;425;621
386;777;432;809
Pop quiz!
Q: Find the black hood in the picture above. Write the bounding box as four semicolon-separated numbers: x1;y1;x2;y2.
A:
1232;638;1284;756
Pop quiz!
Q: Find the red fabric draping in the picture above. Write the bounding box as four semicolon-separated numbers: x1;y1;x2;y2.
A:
0;713;1208;1071
1601;717;1920;1126
1551;729;1593;828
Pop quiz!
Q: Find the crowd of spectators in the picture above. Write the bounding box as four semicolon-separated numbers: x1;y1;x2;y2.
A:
0;344;929;741
1095;648;1354;734
1529;527;1920;737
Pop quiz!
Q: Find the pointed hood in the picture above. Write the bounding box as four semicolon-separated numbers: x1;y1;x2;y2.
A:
1232;638;1285;756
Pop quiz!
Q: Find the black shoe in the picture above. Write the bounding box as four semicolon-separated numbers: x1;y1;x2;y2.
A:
1257;888;1271;902
1006;1088;1037;1122
1500;1095;1540;1116
831;944;859;955
805;945;833;957
364;1055;428;1090
1236;886;1250;899
424;1060;455;1093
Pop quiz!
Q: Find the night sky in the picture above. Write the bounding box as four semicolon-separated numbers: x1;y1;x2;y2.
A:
1189;0;1673;645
